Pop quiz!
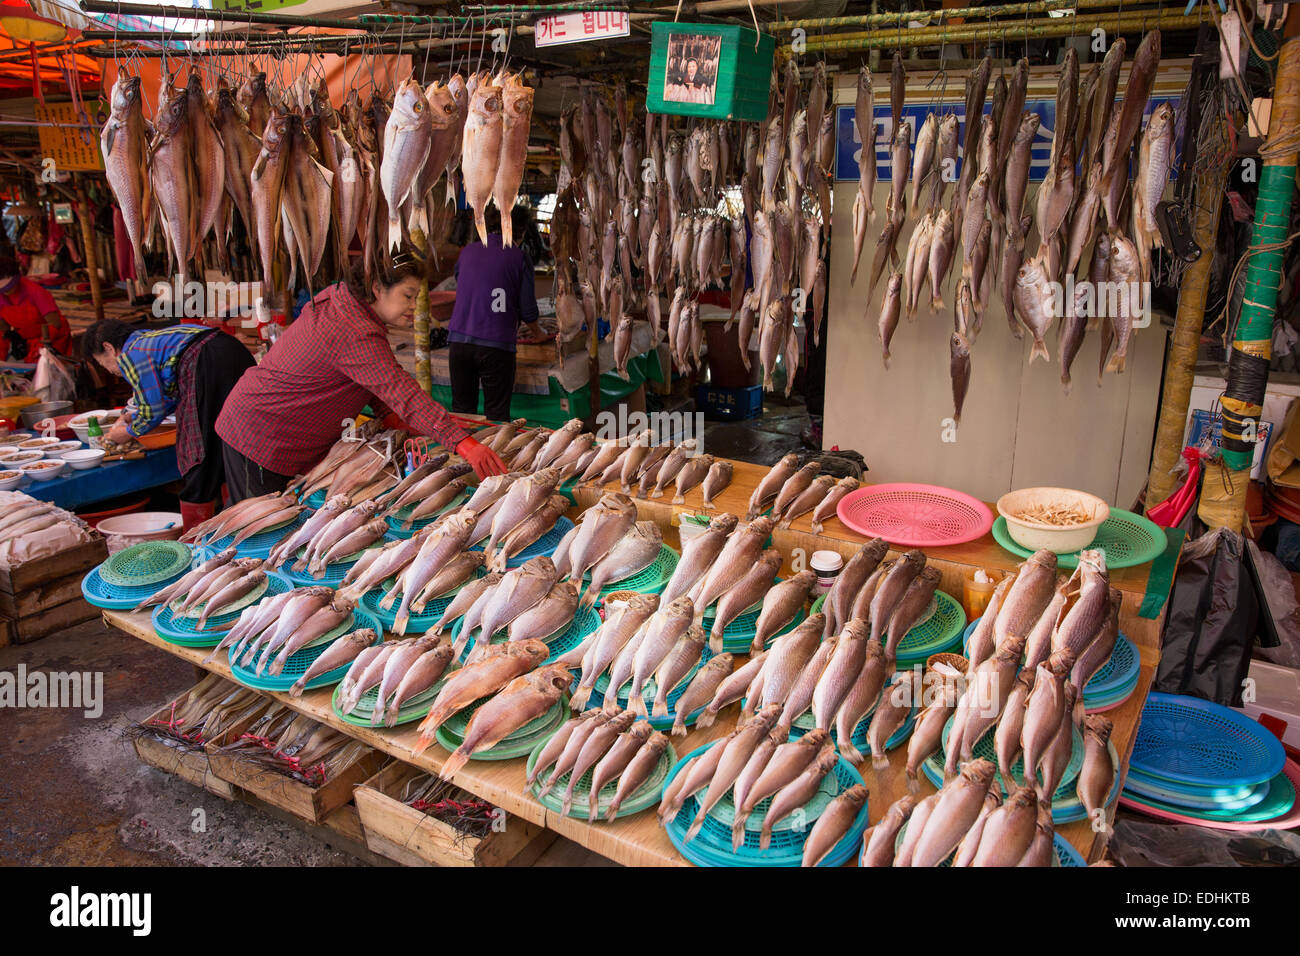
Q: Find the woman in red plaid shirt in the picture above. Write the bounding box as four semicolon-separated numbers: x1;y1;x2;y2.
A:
216;258;507;502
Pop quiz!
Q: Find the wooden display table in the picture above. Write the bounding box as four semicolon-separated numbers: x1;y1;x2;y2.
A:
103;457;1174;866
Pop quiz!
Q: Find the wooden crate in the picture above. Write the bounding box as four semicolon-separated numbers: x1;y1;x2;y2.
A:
0;535;107;594
208;732;386;825
6;596;100;644
0;569;84;618
354;761;551;867
131;687;240;800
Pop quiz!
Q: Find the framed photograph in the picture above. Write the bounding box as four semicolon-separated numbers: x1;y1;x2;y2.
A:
662;32;722;106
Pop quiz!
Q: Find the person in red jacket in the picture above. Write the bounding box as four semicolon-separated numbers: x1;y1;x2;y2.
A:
216;256;506;502
0;252;71;361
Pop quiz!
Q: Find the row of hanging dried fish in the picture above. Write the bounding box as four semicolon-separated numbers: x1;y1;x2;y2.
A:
99;66;534;297
849;31;1170;423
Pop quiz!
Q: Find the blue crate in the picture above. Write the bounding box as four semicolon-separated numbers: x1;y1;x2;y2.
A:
695;384;762;422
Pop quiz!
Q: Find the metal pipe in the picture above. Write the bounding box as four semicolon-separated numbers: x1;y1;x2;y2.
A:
788;8;1203;52
78;0;361;28
770;0;1131;30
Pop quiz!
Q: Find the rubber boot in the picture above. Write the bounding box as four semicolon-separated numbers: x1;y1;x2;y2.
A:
180;499;218;535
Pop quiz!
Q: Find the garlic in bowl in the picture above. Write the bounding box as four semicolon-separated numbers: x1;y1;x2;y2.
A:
996;487;1109;554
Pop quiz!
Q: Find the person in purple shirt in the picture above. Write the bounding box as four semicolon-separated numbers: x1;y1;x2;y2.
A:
447;204;546;421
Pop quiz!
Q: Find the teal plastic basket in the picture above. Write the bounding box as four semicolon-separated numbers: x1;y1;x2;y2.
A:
933;713;1084;801
1122;770;1295;823
886;820;1084;867
992;509;1166;570
526;728;677;821
661;740;869;867
790;680;918;756
284;533;399;588
82;565;187;611
206;510;308;559
229;608;382;693
584;544;679;606
99;540;193;587
452;603;602;666
362;567;486;634
810;590;966;666
434;697;570;761
152;571;295;647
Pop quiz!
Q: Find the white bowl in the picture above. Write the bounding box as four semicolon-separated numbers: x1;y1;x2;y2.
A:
0;446;27;461
46;440;84;458
17;436;62;451
0;469;21;490
996;487;1110;554
18;459;66;481
4;450;45;467
69;409;121;444
97;511;183;552
62;448;105;470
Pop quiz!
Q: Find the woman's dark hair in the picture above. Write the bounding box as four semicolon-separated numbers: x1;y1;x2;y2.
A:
0;252;17;280
82;318;135;359
344;253;432;301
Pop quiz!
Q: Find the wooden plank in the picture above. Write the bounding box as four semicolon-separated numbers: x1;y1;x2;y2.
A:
209;743;386;826
131;689;240;801
0;537;107;594
8;597;100;644
0;569;85;618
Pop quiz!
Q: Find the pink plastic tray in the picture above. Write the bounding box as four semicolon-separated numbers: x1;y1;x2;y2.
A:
836;483;995;548
1118;758;1300;831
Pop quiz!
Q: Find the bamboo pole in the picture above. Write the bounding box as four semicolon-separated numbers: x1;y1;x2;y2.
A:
786;8;1203;53
1147;29;1228;509
1200;37;1300;531
770;0;1131;30
73;175;104;323
409;227;432;395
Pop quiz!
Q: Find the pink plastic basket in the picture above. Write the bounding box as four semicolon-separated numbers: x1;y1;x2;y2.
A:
1117;758;1300;831
836;483;995;548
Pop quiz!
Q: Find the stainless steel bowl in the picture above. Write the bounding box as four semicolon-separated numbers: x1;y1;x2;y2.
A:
19;401;72;429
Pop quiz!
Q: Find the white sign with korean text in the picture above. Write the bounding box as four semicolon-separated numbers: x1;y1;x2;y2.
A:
535;11;629;48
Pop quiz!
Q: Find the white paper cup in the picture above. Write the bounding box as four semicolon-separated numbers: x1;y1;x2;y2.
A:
810;550;844;595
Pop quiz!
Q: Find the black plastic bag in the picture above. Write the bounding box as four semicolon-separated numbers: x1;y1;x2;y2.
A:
1155;527;1257;707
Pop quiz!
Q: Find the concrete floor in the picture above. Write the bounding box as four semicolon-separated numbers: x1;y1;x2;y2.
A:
702;400;812;466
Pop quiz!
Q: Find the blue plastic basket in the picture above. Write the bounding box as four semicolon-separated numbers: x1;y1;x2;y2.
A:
229;608;383;693
453;603;602;666
876;822;1085;867
206;510;311;559
470;516;575;569
152;571;296;647
384;488;470;539
283;532;400;588
1123;769;1269;811
790;684;918;756
1131;692;1286;789
82;565;187;611
1123;771;1296;823
661;740;869;867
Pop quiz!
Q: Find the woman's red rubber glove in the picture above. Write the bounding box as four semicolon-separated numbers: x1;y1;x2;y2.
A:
456;435;508;479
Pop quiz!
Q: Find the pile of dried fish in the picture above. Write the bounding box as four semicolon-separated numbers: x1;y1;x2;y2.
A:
101;65;534;296
130;674;263;747
820;540;941;668
745;453;857;530
137;550;270;630
937;548;1118;802
859;32;1166;421
181;492;306;549
552;492;663;605
376;453;473;529
529;707;671;821
215;702;374;786
333;634;456;723
658;702;843;852
441;555;578;657
202;584;357;676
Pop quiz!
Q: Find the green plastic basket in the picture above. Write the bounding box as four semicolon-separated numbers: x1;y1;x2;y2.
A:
930;713;1085;802
363;568;486;634
452;603;602;666
526;731;677;821
99;540;193;587
332;669;454;728
434;697;570;761
586;544;679;606
591;646;712;731
810;590;966;666
992;509;1167;570
703;596;807;655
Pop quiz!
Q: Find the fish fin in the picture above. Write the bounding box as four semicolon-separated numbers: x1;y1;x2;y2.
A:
871;752;891;771
684;810;706;843
1104;350;1126;374
839;742;864;765
1029;339;1050;364
694;708;716;729
439;748;470;780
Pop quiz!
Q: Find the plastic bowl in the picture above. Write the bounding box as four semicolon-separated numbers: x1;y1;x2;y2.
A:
0;469;21;490
17;436;62;451
4;450;45;467
996;487;1110;555
18;458;66;481
62;448;105;470
97;511;183;551
0;445;28;461
46;440;84;458
69;409;121;444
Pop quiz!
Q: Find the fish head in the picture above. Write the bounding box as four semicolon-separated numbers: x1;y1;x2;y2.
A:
502;81;534;117
758;549;783;572
512;639;551;663
521;555;557;578
261;107;294;150
112;74;141;114
424;82;457;129
962;759;998;788
1046;649;1077;676
469;82;504;120
536;663;578;691
1085;714;1114;743
393;78;428;120
155;89;189;135
801;727;831;749
626;592;660;616
348;628;379;645
662;595;696;620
